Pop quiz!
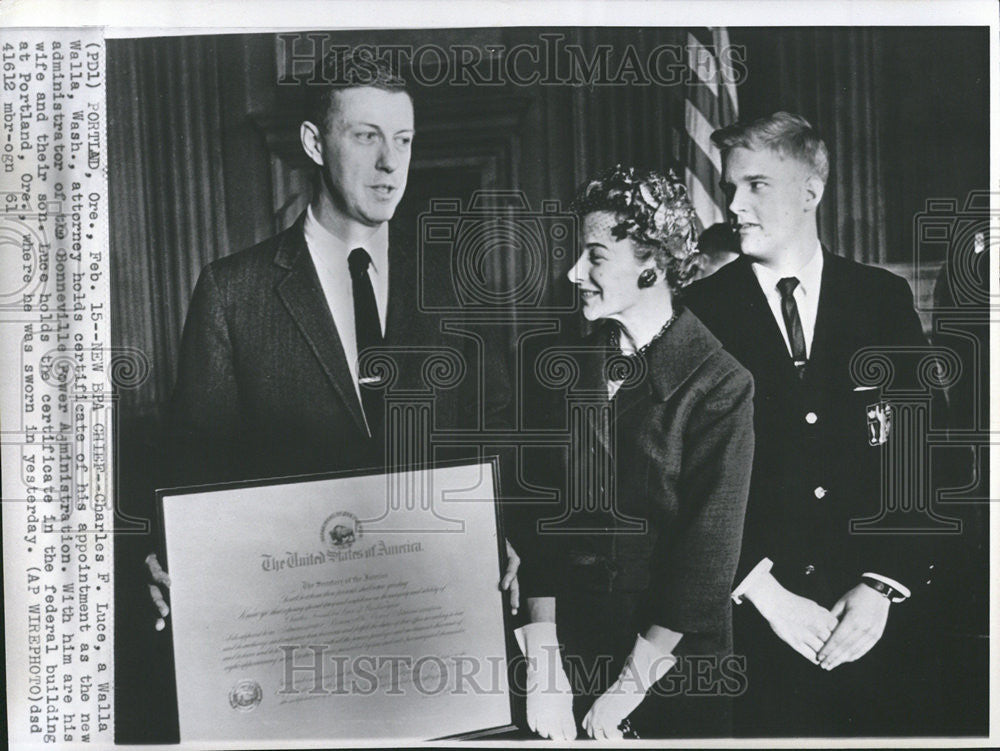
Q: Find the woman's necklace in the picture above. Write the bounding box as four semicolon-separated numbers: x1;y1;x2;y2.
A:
609;310;680;358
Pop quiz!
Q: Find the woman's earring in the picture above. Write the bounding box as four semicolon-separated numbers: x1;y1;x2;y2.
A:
637;269;658;288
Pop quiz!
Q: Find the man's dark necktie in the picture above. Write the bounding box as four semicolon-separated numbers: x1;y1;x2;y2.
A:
348;247;384;436
777;276;807;378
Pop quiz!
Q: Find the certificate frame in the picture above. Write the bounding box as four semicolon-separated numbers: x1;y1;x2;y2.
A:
155;455;518;744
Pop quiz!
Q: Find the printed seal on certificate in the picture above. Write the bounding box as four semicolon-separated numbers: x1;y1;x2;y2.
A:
321;511;361;549
229;680;263;712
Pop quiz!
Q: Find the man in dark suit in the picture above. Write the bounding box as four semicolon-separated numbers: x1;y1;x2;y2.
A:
132;51;519;744
146;53;515;626
684;112;934;736
169;58;449;486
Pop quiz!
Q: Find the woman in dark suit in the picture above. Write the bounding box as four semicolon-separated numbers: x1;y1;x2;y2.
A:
518;166;755;740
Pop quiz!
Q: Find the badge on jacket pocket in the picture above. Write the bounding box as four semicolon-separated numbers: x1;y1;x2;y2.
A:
866;401;893;446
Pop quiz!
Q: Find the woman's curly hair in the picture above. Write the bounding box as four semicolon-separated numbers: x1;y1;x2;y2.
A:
570;165;700;293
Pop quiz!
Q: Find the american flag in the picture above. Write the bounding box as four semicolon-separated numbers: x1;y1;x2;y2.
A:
685;27;739;232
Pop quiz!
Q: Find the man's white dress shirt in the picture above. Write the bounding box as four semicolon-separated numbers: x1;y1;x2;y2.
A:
303;205;389;401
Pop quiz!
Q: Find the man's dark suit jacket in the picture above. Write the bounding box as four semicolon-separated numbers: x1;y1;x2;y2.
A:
684;250;934;605
168;212;508;487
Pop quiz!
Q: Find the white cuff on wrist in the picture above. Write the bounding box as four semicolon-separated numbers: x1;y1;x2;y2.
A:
514;621;558;655
862;572;911;600
732;557;774;604
625;634;677;692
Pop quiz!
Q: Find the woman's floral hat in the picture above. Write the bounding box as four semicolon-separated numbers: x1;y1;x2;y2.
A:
571;164;700;288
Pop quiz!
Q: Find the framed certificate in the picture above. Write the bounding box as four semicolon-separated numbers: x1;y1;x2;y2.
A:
158;458;515;743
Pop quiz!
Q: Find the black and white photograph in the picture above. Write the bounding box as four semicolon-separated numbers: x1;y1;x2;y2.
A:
0;1;995;747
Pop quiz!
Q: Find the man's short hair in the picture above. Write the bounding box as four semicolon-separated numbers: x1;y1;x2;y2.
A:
303;48;410;131
711;111;829;184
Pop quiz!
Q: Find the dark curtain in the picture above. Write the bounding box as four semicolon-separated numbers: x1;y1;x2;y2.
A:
108;36;231;419
733;27;888;263
109;36;234;744
566;28;687;185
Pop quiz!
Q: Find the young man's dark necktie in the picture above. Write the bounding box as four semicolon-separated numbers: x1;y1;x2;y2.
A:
348;247;384;436
777;276;807;378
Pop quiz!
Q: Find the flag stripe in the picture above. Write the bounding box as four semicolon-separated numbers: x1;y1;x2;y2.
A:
685;100;721;175
686;141;725;231
684;26;737;233
686;32;718;95
686;167;724;231
712;27;740;121
686;79;722;134
688;27;714;49
686;133;723;205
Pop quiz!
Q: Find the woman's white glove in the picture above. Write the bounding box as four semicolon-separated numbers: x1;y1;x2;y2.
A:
582;633;677;740
514;622;577;741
